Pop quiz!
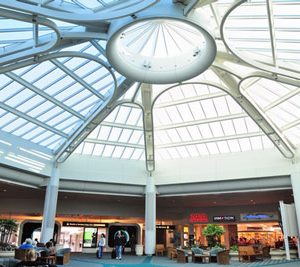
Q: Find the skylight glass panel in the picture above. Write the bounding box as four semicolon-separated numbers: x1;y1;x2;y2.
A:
213;97;230;116
155;131;171;145
217;141;230;154
176;146;190;158
93;144;105;156
196;144;209;155
0;113;16;127
186;145;199;157
166;147;180;159
108;127;122;142
166;129;181;143
245;117;260;133
176;128;191;142
112;146;125;158
22;128;45;141
186;125;202;140
210;122;224;137
131;149;144;160
250;136;263;150
198;124;213;139
206;143;219;154
239;138;252;151
201;99;217;118
82;143;95;155
188;102;206;120
98;126;111;140
126;108;142;125
221;120;236;136
88;126;100;139
102;145;115;157
128;131;143;144
40;135;61;147
118;129;133;143
0;81;23;101
227;139;241;152
176;104;194;121
233;118;247;134
156;149;171;160
114;106;131;124
165;106;183;124
180;84;198;98
153;109;172;125
121;147;134;159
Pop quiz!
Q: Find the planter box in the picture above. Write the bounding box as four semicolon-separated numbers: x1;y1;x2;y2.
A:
229;251;239;261
0;250;15;258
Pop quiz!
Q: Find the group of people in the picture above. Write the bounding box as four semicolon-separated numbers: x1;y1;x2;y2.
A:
97;231;136;260
16;238;57;267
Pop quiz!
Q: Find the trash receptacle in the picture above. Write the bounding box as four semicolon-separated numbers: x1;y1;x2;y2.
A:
136;244;144;256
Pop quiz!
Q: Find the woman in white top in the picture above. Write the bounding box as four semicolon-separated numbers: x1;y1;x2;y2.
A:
98;234;106;259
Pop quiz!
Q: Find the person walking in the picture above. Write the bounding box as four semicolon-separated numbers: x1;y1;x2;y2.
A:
114;231;125;260
98;234;106;259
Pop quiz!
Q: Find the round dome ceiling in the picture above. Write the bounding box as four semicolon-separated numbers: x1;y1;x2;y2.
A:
106;18;216;84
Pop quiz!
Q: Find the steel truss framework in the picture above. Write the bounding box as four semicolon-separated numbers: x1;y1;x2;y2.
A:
0;0;300;173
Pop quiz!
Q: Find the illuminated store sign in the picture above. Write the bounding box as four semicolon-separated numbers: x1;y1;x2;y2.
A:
240;212;278;221
213;215;235;222
156;225;175;230
189;213;209;223
63;222;108;227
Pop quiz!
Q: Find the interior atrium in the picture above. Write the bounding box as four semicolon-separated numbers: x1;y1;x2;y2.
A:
0;0;300;255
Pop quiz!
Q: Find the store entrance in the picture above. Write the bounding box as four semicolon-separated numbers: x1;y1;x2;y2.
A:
60;227;83;252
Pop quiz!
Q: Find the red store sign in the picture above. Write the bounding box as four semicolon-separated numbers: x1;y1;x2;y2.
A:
189;213;209;223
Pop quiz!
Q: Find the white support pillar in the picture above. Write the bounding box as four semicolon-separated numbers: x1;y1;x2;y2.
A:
145;175;156;255
291;163;300;258
40;162;60;243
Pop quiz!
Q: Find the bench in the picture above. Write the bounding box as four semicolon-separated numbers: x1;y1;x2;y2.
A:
176;249;188;263
238;246;262;262
155;244;165;256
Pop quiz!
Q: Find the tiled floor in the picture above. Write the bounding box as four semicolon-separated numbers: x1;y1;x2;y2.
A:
67;254;300;267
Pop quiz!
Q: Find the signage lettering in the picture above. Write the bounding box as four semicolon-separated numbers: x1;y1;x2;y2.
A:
189;213;209;223
213;215;235;222
63;222;108;227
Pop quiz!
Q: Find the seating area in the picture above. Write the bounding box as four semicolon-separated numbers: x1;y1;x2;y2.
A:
12;247;71;266
238;246;263;262
155;244;165;256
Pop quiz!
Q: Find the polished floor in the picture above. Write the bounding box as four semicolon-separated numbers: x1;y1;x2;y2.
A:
68;254;300;267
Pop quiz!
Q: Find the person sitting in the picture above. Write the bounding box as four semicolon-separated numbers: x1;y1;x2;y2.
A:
19;238;34;249
45;241;56;255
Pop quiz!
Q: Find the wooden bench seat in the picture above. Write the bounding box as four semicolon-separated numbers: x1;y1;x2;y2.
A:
238;246;263;262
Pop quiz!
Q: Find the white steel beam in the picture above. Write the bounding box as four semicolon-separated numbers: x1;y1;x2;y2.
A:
5;72;85;120
0;102;67;138
141;84;155;172
50;59;105;100
156;113;248;130
84;139;144;149
55;78;134;163
157;132;264;149
155;91;226;108
212;66;294;158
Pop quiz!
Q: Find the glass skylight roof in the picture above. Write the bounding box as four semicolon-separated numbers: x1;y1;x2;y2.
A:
0;0;300;167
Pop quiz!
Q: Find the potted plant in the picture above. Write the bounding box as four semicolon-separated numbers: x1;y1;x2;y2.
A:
202;224;224;248
229;244;239;261
0;219;18;257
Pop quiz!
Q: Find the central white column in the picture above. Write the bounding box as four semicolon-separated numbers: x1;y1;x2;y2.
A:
145;175;156;255
40;162;60;243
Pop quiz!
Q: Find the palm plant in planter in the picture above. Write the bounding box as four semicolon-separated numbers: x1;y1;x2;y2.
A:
0;219;18;251
202;224;224;248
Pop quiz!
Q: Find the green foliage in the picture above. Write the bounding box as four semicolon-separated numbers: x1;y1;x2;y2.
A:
202;224;225;248
230;244;238;252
